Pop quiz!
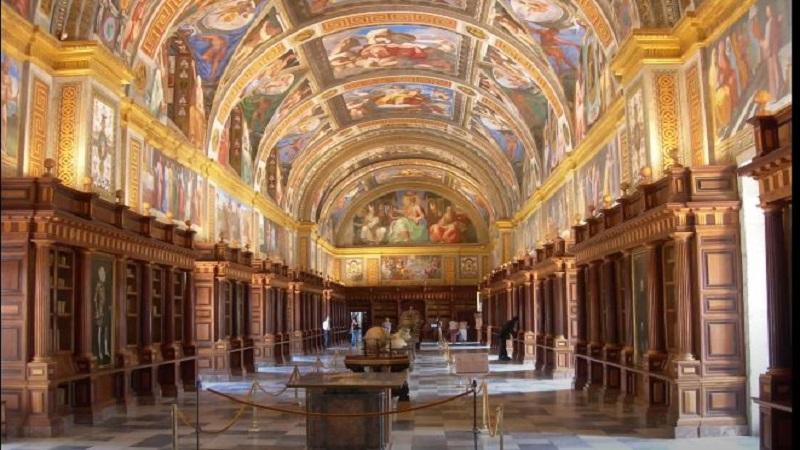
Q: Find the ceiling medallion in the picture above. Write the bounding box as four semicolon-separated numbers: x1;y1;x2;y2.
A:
293;29;315;43
465;25;486;39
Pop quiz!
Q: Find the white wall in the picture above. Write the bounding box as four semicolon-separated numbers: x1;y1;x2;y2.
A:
737;176;769;436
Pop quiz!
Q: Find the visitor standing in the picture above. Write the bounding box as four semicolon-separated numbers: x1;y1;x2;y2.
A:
383;317;392;334
351;317;361;347
498;316;519;361
322;315;330;348
448;319;459;343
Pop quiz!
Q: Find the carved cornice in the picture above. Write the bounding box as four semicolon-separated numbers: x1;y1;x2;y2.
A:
1;4;132;96
610;0;757;85
4;213;195;269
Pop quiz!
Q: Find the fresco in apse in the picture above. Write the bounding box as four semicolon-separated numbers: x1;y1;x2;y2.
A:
1;51;20;176
318;25;463;80
341;83;455;121
341;190;478;246
707;0;792;149
381;255;442;281
178;0;267;83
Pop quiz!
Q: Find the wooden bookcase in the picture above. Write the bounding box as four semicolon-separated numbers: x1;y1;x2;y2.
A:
125;262;141;347
570;166;746;438
0;174;197;437
151;267;164;345
739;106;792;449
49;247;75;354
194;242;255;380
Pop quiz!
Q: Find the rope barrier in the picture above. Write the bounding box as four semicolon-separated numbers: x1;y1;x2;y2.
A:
206;387;475;418
478;381;504;444
175;382;255;433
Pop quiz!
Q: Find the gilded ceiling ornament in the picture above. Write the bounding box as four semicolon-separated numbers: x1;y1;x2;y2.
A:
293;29;315;43
466;25;486;39
321;89;339;99
457;86;476;96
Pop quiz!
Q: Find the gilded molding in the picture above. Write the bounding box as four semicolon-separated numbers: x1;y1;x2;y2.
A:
1;6;131;97
27;78;49;177
610;0;757;86
685;63;704;167
655;71;680;168
618;126;630;185
127;138;142;208
443;256;456;284
56;83;81;187
366;258;379;285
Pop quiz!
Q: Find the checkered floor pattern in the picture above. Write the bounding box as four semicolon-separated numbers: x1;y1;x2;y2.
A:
2;343;758;449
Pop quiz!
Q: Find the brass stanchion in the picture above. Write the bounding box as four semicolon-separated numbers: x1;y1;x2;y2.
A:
171;403;179;449
248;381;260;433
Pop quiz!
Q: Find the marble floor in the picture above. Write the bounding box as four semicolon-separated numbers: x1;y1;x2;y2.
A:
2;344;759;450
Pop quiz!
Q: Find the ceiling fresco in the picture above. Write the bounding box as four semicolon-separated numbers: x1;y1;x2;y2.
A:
24;0;698;248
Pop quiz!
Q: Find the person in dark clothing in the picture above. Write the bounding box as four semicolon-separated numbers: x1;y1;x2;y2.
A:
498;316;519;361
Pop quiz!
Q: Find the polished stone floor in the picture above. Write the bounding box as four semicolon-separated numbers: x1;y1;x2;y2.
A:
2;344;759;449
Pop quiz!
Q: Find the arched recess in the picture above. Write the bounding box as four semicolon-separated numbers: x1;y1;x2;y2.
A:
331;181;491;247
316;159;497;225
290;132;517;219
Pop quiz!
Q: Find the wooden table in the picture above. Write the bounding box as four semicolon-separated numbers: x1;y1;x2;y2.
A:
288;372;407;450
343;353;411;401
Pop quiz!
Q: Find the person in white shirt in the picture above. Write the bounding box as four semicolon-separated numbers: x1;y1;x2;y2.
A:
382;317;392;335
322;316;330;348
449;319;459;343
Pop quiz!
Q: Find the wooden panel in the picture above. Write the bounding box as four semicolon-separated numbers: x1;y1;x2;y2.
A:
706;390;741;415
1;392;21;411
702;251;736;288
0;259;22;292
0;328;20;361
706;321;739;357
196;323;212;342
704;296;738;313
196;286;212;306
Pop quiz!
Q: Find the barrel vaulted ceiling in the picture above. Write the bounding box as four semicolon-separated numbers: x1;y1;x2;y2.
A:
34;0;685;244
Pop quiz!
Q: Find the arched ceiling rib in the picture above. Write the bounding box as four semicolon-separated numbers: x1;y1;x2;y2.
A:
287;131;518;219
